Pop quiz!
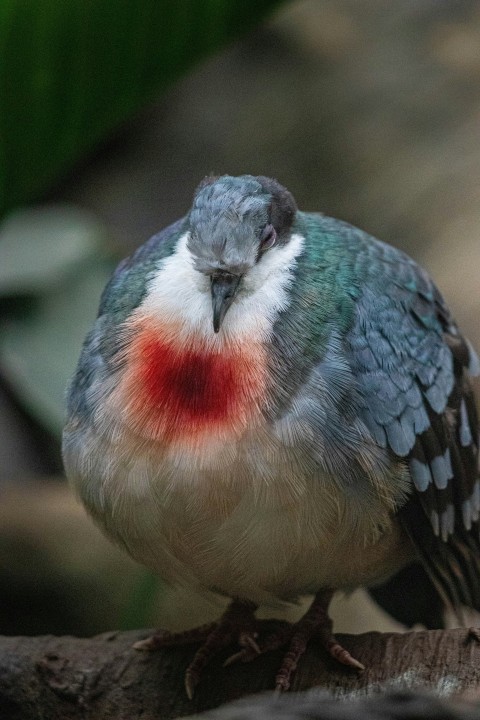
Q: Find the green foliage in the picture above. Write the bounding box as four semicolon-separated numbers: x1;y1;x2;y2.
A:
0;0;283;217
0;0;284;436
0;206;114;434
121;570;161;631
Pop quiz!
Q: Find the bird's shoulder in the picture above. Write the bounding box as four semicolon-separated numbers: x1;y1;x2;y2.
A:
98;216;188;323
66;216;187;418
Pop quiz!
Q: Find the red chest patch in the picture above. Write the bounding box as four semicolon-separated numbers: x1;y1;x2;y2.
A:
117;318;268;444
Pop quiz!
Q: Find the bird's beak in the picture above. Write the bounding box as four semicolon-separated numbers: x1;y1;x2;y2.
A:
210;273;242;333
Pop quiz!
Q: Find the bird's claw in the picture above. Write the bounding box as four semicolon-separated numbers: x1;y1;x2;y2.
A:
184;670;198;701
326;639;365;671
133;634;165;651
223;632;261;666
132;621;218;652
223;649;248;667
239;631;261;654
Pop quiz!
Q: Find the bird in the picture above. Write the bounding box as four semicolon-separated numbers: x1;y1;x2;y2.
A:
63;174;480;696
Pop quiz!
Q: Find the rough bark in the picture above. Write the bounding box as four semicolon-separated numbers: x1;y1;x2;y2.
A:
1;626;480;719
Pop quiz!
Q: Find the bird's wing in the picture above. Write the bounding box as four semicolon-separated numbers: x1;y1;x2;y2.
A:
346;236;480;616
66;217;187;420
97;216;188;324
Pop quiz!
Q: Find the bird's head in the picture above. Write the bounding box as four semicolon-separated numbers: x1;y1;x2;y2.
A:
187;175;297;333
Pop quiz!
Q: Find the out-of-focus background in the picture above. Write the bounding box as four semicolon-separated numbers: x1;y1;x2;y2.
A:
0;0;479;638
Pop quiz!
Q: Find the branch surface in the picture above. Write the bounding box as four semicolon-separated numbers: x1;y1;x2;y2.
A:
1;626;479;719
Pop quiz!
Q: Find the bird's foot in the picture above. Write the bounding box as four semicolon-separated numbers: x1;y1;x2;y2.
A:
134;599;258;699
133;621;219;650
224;590;364;692
134;592;363;696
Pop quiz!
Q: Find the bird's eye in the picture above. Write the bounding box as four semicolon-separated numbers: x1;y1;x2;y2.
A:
260;225;277;252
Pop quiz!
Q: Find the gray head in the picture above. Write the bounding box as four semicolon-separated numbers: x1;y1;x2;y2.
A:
187;174;297;332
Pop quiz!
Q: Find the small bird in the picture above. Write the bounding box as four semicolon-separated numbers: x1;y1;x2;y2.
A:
63;175;480;695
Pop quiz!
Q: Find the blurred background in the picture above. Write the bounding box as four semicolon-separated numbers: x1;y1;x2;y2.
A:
0;0;479;638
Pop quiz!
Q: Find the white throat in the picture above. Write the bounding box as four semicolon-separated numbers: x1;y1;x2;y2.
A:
140;231;305;345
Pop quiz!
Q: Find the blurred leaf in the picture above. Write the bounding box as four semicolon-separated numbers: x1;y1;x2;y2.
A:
0;258;114;435
0;0;284;216
0;206;106;295
121;570;162;631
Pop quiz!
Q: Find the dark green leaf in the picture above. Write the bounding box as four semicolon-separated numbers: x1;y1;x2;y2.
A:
0;0;284;216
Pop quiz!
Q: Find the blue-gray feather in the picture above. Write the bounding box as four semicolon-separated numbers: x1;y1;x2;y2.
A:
334;219;480;613
66;217;187;422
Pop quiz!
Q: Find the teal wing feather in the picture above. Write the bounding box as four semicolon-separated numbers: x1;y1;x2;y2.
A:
66;216;187;422
346;232;480;617
98;216;187;324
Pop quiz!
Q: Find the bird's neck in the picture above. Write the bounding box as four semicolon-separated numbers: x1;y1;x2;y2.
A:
111;230;305;449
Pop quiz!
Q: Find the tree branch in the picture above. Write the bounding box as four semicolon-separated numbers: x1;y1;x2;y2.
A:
1;625;480;719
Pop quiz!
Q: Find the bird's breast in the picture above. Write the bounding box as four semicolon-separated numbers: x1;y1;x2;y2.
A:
114;315;269;446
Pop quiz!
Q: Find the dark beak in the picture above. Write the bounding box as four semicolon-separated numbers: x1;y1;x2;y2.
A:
210;273;242;333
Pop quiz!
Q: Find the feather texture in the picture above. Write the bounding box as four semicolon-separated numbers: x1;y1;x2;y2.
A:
63;177;479;629
346;230;480;617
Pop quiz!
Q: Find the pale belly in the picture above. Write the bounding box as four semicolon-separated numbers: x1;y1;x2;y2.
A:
70;423;415;607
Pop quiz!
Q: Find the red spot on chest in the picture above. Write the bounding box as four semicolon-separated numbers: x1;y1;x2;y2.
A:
142;339;240;423
120;319;267;444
